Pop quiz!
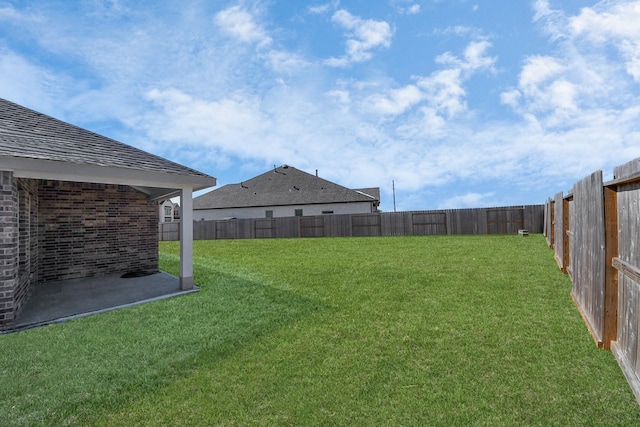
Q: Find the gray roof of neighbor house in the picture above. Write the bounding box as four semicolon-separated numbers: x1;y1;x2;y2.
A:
0;97;216;197
194;165;379;209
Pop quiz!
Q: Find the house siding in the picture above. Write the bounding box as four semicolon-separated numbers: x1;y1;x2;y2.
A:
195;201;376;220
38;180;158;283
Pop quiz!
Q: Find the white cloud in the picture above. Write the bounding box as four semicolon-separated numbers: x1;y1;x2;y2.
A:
532;0;553;20
417;40;494;118
502;55;585;127
569;2;640;42
265;50;312;74
518;55;564;89
532;0;569;40
436;39;496;70
396;3;420;15
144;88;268;155
504;1;640;135
390;0;420;15
462;40;496;71
416;69;466;118
0;6;25;20
359;39;495;121
433;25;485;39
214;5;272;48
366;85;423;116
308;1;339;15
500;89;520;108
569;1;640;82
325;89;351;106
3;0;640;211
494;2;640;199
0;50;60;113
326;10;393;66
548;80;577;111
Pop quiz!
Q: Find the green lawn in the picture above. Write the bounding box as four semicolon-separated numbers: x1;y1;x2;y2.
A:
2;235;640;426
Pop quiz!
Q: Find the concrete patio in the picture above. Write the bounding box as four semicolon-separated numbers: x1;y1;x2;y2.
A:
5;271;198;333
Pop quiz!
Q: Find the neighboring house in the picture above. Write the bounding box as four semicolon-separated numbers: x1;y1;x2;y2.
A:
159;199;180;222
193;164;380;220
0;97;216;330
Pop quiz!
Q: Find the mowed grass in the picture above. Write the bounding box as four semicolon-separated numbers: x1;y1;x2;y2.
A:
2;235;640;425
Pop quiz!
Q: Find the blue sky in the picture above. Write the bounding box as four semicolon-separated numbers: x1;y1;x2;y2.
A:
1;0;640;211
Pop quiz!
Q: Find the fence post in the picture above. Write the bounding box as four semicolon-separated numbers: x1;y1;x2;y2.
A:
602;185;619;350
553;192;564;271
562;196;571;275
550;199;555;248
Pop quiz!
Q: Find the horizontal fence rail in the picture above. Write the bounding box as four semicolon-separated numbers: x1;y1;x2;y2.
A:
545;156;640;404
160;205;544;241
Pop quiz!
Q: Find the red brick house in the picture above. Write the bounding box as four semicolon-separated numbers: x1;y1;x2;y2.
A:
0;98;216;330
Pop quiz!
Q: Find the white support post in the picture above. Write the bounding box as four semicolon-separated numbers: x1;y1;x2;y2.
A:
179;186;194;290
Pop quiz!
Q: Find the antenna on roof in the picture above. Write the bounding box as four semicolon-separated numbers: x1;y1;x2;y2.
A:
241;181;248;189
393;180;397;212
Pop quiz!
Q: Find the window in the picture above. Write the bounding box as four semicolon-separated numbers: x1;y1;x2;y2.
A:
164;205;173;222
265;210;273;218
322;210;334;215
295;209;303;217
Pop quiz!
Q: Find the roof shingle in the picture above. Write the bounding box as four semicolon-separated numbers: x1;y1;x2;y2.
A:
0;97;212;179
194;165;378;209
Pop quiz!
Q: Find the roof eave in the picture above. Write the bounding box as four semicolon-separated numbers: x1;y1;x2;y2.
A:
1;156;217;199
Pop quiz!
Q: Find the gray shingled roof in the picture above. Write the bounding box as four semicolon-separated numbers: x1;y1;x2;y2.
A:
0;97;213;180
194;165;379;209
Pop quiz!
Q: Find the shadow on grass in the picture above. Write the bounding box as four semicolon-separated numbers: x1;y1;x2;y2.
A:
0;261;325;426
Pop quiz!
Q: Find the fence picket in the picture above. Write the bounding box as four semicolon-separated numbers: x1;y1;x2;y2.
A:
545;155;640;404
160;205;544;241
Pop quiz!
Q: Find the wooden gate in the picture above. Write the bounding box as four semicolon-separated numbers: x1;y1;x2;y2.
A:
486;208;524;234
352;214;381;236
255;219;275;238
300;216;324;237
412;212;447;235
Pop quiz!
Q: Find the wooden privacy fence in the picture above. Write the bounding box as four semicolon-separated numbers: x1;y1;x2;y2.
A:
545;156;640;403
160;205;543;241
158;221;180;241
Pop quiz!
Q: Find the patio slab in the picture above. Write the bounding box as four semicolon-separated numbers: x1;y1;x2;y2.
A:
5;271;198;333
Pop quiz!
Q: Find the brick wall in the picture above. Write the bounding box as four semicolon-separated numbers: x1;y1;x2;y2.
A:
0;171;18;327
38;181;158;283
14;178;38;323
